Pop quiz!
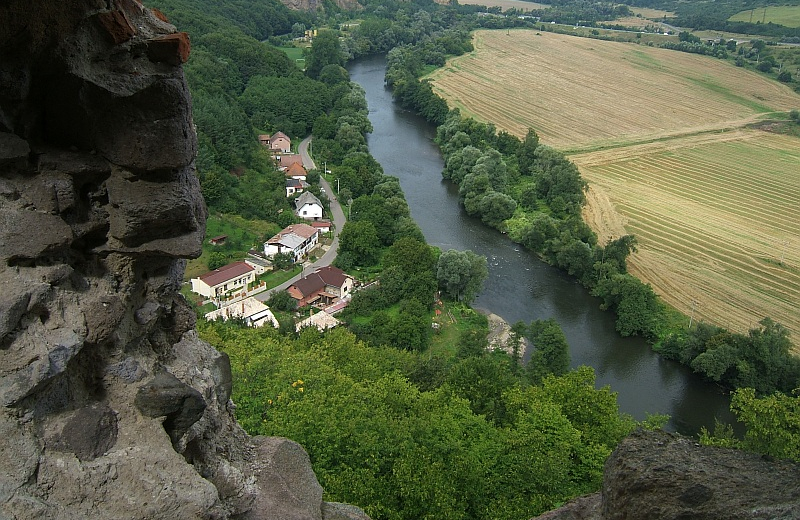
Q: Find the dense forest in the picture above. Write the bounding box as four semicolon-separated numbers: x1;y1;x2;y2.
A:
149;0;799;517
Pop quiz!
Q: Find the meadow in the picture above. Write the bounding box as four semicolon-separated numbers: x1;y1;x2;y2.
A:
729;5;800;28
428;29;800;343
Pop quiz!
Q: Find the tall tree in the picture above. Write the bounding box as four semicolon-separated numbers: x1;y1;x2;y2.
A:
436;249;489;303
526;319;570;384
306;30;344;79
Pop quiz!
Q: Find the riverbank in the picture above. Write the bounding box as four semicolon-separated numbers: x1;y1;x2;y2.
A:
349;54;738;435
482;311;515;355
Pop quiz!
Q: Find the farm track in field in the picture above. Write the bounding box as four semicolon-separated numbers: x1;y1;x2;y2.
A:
429;30;800;348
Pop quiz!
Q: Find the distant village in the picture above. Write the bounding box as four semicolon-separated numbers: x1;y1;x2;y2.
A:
188;132;352;333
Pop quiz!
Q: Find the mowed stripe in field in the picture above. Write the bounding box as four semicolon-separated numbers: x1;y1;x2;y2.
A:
574;131;800;342
428;30;800;151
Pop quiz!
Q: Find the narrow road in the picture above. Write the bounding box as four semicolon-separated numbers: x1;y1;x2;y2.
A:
255;136;347;302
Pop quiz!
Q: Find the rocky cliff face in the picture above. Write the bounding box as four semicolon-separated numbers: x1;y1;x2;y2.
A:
535;429;800;520
0;1;367;518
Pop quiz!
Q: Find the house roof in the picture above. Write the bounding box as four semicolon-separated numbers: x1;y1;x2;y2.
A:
281;223;317;239
266;223;318;249
286;178;304;188
286;162;306;177
294;191;322;211
311;220;331;229
279;154;303;168
288;266;349;298
271;131;290;141
296;310;339;332
198;261;254;287
316;266;350;288
205;297;278;328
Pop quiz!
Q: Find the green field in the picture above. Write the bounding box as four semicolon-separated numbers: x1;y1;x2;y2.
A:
729;5;800;28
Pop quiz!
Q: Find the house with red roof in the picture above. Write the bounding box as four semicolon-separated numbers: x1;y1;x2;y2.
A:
287;266;353;307
264;223;319;262
310;220;332;234
285;162;307;180
190;261;255;299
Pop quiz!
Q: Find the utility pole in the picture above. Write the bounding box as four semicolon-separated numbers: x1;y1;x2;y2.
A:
780;239;788;265
688;299;698;329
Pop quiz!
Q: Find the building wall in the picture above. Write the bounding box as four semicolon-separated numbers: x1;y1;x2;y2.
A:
297;203;323;220
273;137;291;153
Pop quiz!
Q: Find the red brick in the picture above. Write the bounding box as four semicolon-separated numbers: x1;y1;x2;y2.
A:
146;33;191;66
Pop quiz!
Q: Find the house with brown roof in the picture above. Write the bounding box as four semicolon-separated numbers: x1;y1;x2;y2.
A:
279;154;303;170
287;266;353;307
258;131;291;153
264;223;319;262
285;162;307;180
190;261;255;299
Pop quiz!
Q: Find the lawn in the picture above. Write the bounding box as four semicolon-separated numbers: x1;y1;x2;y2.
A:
184;214;280;279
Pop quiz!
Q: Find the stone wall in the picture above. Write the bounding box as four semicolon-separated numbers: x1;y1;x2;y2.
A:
0;1;367;518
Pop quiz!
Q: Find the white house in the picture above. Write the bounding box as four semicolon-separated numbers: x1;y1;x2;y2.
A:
294;191;324;220
286;178;309;197
191;261;255;299
264;223;319;262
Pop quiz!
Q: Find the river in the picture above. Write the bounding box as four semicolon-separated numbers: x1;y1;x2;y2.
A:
348;54;738;436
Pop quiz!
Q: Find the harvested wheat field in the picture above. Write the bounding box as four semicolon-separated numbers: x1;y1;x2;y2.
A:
573;130;800;345
427;30;800;152
428;29;800;347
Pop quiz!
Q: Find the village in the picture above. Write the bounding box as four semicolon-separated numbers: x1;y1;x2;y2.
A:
188;132;353;333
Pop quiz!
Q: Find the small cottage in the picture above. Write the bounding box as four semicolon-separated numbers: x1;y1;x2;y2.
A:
294;191;324;220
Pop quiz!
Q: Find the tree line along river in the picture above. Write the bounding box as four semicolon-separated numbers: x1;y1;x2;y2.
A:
347;54;738;436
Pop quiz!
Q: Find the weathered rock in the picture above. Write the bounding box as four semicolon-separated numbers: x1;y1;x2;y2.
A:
0;1;371;519
533;429;800;520
135;370;206;442
0;208;74;264
247;436;325;520
147;32;191;65
0;132;30;167
50;403;119;461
